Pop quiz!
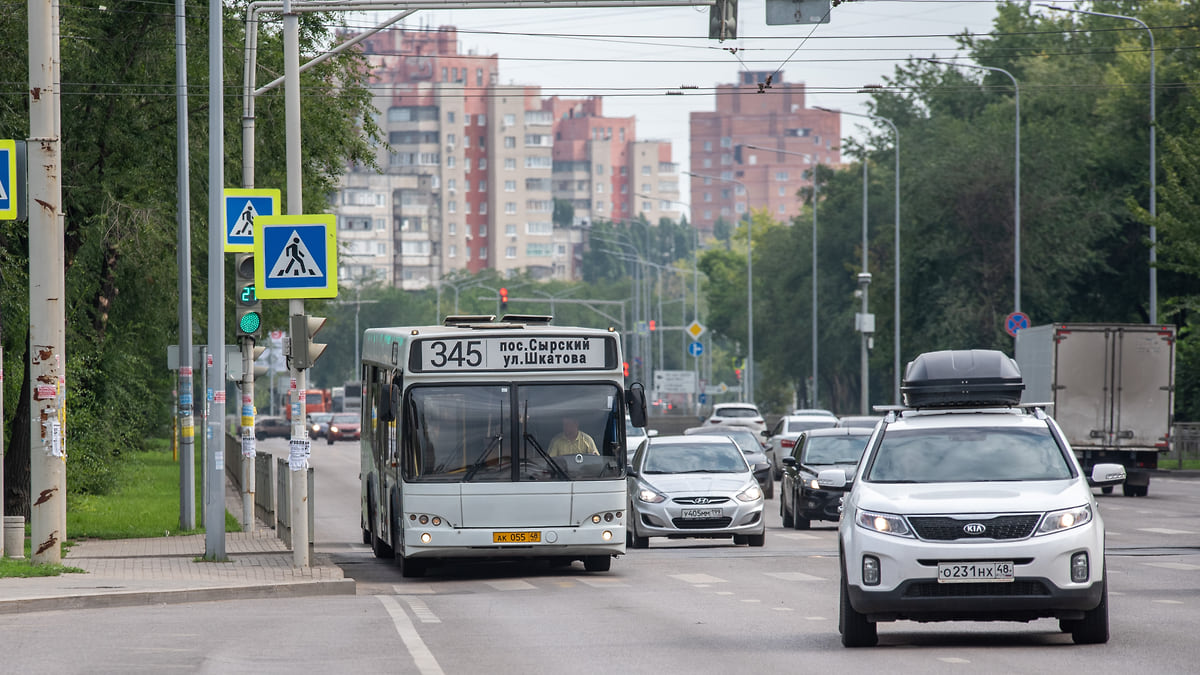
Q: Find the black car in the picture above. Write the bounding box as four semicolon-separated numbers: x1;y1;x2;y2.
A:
780;427;872;529
684;426;774;499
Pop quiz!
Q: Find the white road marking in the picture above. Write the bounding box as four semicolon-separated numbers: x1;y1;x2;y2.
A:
938;657;971;664
670;573;727;585
485;579;537;591
774;532;822;540
378;595;445;675
1154;599;1186;605
771;607;794;612
1144;562;1200;571
765;571;825;582
401;595;442;623
577;577;630;588
393;584;437;595
1138;527;1196;535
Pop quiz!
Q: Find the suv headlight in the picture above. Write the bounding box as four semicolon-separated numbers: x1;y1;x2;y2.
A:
736;485;763;502
1037;504;1092;535
855;508;913;537
637;488;666;504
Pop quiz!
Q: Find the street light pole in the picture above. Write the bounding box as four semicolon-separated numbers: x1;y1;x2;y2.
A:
926;59;1020;316
686;172;752;403
1042;4;1155;322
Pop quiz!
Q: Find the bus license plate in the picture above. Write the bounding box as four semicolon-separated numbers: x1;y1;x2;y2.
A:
681;508;721;519
493;531;541;544
937;561;1015;583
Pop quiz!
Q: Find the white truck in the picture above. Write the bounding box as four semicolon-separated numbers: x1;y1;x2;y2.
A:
1015;323;1175;497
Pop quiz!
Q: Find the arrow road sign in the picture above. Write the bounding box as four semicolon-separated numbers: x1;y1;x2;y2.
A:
224;188;280;252
0;139;15;221
688;341;704;357
254;214;338;299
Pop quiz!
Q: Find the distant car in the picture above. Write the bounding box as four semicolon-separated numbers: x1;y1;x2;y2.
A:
255;416;289;440
685;426;773;499
838;415;884;430
326;413;361;444
626;435;766;549
780;427;872;529
792;408;837;418
764;414;840;479
308;412;333;439
703;402;767;435
625;416;658;460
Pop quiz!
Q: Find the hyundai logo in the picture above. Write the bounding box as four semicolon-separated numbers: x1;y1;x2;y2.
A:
963;523;987;536
692;497;711;504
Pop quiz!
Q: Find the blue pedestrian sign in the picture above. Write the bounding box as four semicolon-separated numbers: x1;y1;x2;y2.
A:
254;214;338;299
224;188;280;252
0;139;15;221
688;341;704;357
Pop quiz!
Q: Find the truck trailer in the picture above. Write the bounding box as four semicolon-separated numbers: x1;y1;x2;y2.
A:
1015;323;1175;496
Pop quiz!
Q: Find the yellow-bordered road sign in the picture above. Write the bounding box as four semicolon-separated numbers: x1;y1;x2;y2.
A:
254;214;338;299
0;139;16;221
224;188;280;252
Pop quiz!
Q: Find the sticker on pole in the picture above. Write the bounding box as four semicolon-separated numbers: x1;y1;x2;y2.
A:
224;188;279;252
254;214;337;299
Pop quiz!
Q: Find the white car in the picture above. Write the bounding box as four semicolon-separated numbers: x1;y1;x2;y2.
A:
764;413;840;479
702;402;767;435
624;416;657;460
832;349;1125;647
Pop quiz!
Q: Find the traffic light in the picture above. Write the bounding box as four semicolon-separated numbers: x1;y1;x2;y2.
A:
708;0;737;41
499;287;509;311
235;253;262;338
623;361;630;378
735;368;743;381
289;314;327;370
649;319;656;332
734;144;744;164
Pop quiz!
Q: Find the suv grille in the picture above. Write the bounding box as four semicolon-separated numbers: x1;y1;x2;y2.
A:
908;515;1040;541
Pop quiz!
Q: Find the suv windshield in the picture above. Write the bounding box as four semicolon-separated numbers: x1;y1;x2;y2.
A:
801;436;870;465
865;426;1073;483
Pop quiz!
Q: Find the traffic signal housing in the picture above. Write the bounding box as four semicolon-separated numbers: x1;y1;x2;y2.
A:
289;314;327;370
500;287;509;312
709;0;737;41
235;253;262;338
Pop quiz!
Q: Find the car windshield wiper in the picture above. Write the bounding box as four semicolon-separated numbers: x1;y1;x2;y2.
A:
523;431;571;481
464;433;504;482
681;469;733;473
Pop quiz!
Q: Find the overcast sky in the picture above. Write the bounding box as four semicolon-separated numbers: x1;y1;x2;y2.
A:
351;1;1003;210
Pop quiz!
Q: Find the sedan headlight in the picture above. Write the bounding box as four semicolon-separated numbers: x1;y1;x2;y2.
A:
1037;504;1092;535
637;488;666;503
808;478;821;490
329;425;339;433
736;485;763;502
855;508;913;537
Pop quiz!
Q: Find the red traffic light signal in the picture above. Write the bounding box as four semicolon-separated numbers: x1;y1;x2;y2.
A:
623;361;630;377
648;319;656;332
734;368;742;380
499;287;509;311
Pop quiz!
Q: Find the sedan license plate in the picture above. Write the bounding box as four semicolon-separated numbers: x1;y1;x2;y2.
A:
493;531;540;544
937;561;1015;583
680;508;722;519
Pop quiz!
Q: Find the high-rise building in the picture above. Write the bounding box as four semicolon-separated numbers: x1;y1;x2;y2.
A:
689;71;840;234
331;26;677;290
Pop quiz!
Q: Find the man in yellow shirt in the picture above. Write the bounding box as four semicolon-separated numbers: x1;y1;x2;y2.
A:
549;416;599;456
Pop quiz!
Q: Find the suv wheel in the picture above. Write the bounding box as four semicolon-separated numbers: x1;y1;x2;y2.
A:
840;569;878;647
1071;579;1109;644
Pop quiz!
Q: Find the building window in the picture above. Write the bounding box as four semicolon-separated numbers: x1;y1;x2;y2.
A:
505;158;516;170
704;140;713;152
642;201;652;212
641;183;651;193
448;201;457;213
504;136;516;149
641;165;651;176
479;247;487;260
720;136;732;148
479;224;488;237
506;224;517;236
401;241;431;255
776;171;789;181
476;68;483;86
463;136;470;148
703;158;712;169
478;179;487;192
447;156;456;168
505;180;516;192
526;243;553;257
377;243;387;255
480;202;487;214
479;158;487;170
525;221;552;235
477;114;486;125
506;246;516;259
448;178;457;192
503;113;516;127
506;202;517;215
596;183;604;193
446;133;456;146
778;186;787;197
374;218;386;230
448;223;457;235
449;244;457;258
704;192;712;202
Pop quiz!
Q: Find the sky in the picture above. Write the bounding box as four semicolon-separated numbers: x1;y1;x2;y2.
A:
349;1;1004;210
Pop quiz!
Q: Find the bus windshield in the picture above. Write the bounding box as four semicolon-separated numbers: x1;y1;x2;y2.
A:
403;382;623;483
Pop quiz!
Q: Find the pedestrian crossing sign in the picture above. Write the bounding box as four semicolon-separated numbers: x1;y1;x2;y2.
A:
0;139;15;221
224;188;280;252
253;214;338;299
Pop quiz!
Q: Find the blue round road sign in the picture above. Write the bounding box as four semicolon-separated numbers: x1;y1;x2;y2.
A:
1005;311;1030;337
688;341;704;357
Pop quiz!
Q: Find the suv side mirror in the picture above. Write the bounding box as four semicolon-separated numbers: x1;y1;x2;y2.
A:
1090;463;1127;487
816;468;848;490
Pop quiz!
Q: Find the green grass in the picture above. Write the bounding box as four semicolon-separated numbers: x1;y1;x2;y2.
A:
1;437;240;577
1160;459;1200;471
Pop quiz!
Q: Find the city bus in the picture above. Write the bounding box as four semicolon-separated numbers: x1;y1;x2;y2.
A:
359;315;646;578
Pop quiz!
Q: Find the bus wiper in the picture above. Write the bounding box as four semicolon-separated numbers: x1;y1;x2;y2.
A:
464;433;503;481
524;432;571;481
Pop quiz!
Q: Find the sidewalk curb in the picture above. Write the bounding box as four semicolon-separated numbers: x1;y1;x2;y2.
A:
0;578;357;615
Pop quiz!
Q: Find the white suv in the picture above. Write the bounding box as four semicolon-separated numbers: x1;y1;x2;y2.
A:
828;349;1125;647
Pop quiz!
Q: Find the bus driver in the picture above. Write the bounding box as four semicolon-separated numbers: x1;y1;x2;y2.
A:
549;416;599;456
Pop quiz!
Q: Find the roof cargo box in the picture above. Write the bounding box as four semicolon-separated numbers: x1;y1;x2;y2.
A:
901;349;1024;408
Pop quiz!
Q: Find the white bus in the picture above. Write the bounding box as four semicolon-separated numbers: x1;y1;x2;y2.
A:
359;315;647;577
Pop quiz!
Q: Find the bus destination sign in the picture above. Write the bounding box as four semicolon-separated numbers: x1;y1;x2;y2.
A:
415;335;611;372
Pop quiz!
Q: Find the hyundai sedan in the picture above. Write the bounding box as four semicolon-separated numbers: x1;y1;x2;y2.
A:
626;435;765;549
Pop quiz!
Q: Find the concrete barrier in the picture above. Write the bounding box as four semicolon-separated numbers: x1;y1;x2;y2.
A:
3;516;24;559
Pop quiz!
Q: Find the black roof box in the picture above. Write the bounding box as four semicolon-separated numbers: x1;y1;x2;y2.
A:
901;349;1024;408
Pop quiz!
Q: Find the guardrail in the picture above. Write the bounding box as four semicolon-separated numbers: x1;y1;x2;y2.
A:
223;433;313;547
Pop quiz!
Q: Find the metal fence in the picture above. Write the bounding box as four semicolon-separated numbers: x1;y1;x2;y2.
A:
1169;423;1200;468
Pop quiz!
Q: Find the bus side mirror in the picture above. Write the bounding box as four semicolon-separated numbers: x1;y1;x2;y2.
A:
626;382;648;428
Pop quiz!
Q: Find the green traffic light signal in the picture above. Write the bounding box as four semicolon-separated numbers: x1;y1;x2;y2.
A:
238;305;262;334
235;253;262;338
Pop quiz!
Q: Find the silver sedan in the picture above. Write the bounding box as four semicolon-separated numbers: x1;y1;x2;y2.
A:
626;435;766;549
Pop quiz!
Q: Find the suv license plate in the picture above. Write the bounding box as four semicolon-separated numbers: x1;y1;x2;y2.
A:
681;508;721;519
937;561;1015;583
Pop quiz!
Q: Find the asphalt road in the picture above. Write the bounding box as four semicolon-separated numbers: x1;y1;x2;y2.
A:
3;438;1199;673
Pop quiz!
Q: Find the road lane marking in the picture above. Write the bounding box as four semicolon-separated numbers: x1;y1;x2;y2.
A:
1154;599;1185;605
1138;527;1196;535
401;595;442;624
378;595;445;675
577;577;630;588
485;579;537;591
1144;562;1200;571
393;584;437;595
774;532;821;540
765;572;825;582
939;657;971;664
670;573;727;585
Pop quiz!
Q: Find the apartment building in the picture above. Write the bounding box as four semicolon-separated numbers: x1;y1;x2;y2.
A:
689;71;840;235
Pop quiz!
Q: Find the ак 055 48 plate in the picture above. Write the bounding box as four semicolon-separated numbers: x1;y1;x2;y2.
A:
493;531;541;543
937;561;1015;583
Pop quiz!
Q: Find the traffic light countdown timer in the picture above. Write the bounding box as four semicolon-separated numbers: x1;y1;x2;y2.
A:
235;252;262;338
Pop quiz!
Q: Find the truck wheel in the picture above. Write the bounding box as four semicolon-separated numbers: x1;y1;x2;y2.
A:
1101;486;1113;495
1122;483;1149;497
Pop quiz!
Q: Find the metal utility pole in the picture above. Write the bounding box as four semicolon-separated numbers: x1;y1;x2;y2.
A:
28;0;67;566
205;0;226;560
175;0;196;531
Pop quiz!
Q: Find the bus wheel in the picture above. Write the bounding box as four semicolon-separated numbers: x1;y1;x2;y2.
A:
583;555;612;572
362;528;371;545
399;555;427;578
